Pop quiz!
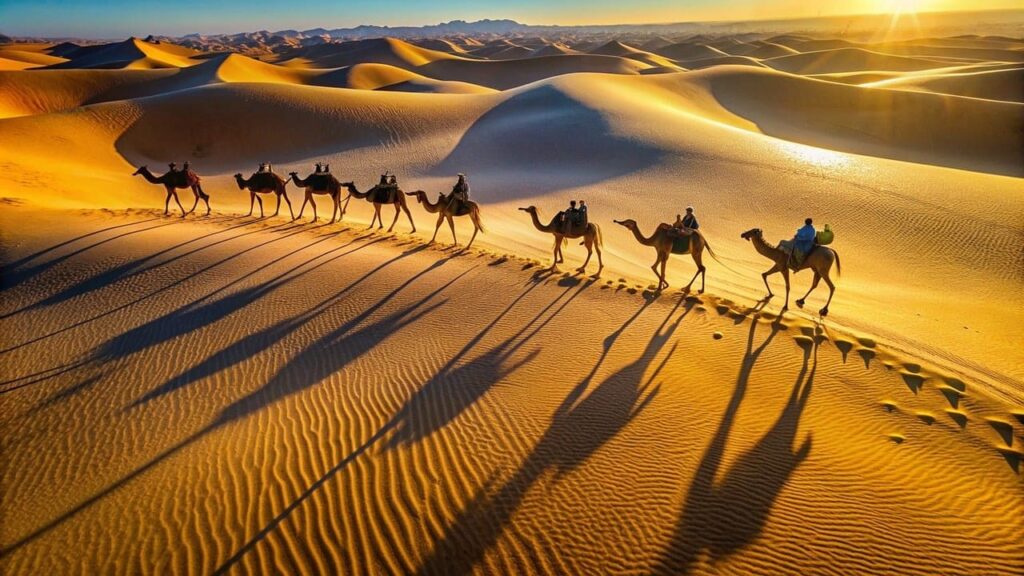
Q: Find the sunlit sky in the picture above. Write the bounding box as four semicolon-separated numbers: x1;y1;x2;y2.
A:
1;0;1012;38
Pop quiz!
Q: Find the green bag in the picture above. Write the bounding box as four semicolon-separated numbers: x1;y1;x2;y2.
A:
817;224;834;245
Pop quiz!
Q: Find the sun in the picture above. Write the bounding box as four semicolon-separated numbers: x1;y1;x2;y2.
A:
880;0;922;16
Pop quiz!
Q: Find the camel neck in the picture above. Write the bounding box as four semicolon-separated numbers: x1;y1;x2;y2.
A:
629;224;658;246
752;234;783;259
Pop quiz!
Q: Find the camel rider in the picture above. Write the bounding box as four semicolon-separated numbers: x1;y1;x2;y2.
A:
792;217;817;266
447;173;470;211
168;162;179;172
182;161;199;186
561;200;579;235
681;206;699;230
323;164;330;173
314;163;322;174
578;200;588;227
379;172;390;186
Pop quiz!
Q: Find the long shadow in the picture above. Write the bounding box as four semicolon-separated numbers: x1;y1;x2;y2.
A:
127;243;432;409
211;275;594;573
91;233;386;364
416;297;693;575
1;217;203;292
1;216;162;272
0;223;325;356
655;307;815;575
382;276;597;449
1;258;465;559
4;218;281;317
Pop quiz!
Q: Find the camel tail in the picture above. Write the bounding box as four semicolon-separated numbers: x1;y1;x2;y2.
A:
197;185;209;200
578;223;603;248
473;205;486;233
833;249;842;278
701;231;718;261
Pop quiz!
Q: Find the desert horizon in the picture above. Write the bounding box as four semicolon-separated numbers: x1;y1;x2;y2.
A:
1;1;1022;574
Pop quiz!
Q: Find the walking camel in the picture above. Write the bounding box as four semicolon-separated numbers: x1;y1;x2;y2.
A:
613;219;715;293
339;181;416;233
289;169;342;223
740;228;840;316
518;206;603;276
132;165;211;217
405;190;485;248
234;171;294;219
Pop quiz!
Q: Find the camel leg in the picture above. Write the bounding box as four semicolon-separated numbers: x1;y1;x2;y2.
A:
403;202;416;233
761;264;782;299
796;273;821;309
198;185;211;216
340;194;352;219
172;189;186;217
273;193;281;217
387;203;400;232
660;256;670;290
820;273;836;316
782;269;791;310
283;193;294;220
430;214;444;243
256;195;265;217
297;192;309;221
247;191;255;217
164;190;172;216
328;194;338;224
186;189;199;215
467;221;479;249
447;215;457;246
686;251;706;294
550;240;560;271
310;197;318;223
594;237;603;277
651;257;663;289
578;237;593;274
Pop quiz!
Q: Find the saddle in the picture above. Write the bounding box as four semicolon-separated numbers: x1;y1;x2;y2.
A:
305;173;336;192
444;195;471;216
370;184;398;204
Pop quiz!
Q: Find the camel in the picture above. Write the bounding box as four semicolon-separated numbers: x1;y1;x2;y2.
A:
289;169;342;223
132;165;211;217
613;219;715;293
404;190;485;248
234;171;294;219
518;206;603;276
339;181;416;233
740;228;841;316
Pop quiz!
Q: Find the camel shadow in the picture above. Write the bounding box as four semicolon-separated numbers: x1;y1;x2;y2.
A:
1;217;184;293
93;234;386;364
416;297;692;575
6;219;279;317
127;242;432;409
656;312;815;575
382;277;596;449
1;257;466;560
1;225;328;356
432;85;664;198
1;216;162;272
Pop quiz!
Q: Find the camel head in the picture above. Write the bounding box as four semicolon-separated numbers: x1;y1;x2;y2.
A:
233;173;247;188
405;190;425;201
517;206;537;213
132;166;147;176
740;228;763;241
288;171;299;177
612;219;637;229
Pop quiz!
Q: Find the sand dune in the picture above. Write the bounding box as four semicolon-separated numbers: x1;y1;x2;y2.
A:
763;47;955;74
0;47;67;68
865;66;1024;102
1;29;1023;576
48;37;202;69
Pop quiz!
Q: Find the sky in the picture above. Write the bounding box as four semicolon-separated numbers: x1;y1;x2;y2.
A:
0;0;1011;38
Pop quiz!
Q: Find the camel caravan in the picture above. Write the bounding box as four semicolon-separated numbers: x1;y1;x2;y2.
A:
131;162;840;314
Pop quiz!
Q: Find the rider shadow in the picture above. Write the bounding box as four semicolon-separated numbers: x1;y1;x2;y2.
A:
656;312;816;575
432;85;664;198
1;217;183;293
416;297;691;575
382;277;596;450
7;219;281;317
126;243;434;409
1;261;466;560
92;233;384;365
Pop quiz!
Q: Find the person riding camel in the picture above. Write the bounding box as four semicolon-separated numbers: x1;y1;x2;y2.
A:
560;200;580;235
447;173;470;212
182;161;200;187
577;200;588;227
791;217;817;267
314;163;322;174
168;162;179;172
322;164;330;173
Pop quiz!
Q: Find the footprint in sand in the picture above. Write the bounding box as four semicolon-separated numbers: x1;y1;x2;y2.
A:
946;409;969;428
881;400;899;413
888;433;906;444
985;418;1014;446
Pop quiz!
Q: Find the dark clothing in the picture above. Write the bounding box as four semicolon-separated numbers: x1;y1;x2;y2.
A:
451;180;470;201
682;213;698;229
577;205;588;226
